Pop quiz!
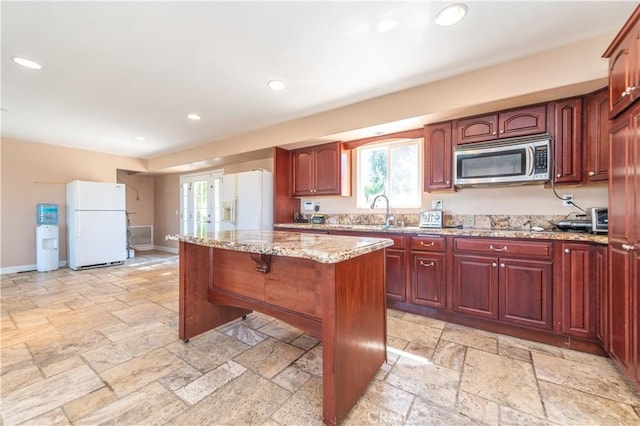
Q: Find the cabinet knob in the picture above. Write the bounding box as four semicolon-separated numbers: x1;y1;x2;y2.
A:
492;263;497;267
446;180;450;185
556;173;562;178
564;248;570;254
499;130;504;134
622;243;636;251
588;171;596;176
492;131;497;135
420;261;435;267
500;263;505;268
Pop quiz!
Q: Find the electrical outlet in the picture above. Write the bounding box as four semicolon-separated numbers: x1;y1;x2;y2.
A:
562;194;574;207
431;200;443;210
314;202;320;212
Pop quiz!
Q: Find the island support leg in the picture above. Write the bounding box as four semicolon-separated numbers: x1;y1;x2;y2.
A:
321;249;387;425
178;242;250;341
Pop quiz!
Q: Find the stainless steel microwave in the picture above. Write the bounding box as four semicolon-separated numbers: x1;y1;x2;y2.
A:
453;135;551;187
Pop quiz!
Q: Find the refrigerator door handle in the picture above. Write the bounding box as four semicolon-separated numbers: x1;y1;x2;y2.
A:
231;196;238;224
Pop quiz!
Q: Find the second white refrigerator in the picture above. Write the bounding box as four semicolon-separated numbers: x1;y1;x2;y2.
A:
219;170;273;231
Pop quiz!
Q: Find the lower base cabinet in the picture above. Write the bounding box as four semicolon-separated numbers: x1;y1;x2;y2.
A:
386;249;406;302
410;252;446;309
500;258;553;330
452;254;553;329
453;254;499;319
278;227;608;357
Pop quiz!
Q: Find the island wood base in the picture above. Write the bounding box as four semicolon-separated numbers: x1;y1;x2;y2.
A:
178;241;387;425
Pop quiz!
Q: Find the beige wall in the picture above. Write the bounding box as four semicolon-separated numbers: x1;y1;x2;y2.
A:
1;137;147;271
116;170;155;227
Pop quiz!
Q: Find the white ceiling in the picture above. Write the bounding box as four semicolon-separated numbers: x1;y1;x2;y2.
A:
1;1;637;160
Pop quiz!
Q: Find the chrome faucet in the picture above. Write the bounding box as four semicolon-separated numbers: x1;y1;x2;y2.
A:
370;194;394;228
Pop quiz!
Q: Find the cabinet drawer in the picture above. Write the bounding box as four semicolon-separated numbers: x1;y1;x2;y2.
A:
453;238;552;258
411;235;446;251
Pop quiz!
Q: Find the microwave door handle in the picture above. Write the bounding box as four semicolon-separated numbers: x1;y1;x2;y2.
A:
527;146;535;176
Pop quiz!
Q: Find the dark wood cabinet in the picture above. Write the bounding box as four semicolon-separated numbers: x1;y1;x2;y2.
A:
452;238;553;330
291;141;349;197
552;97;584;184
410;235;446;309
499;258;553;330
557;242;596;339
606;8;640;387
586;88;610;182
454;104;547;145
386;249;406;302
453;254;499;319
607;101;640;386
424;122;453;192
596;245;609;350
604;7;640;119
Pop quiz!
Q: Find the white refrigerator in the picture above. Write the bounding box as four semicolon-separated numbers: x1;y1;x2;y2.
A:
66;180;127;270
219;170;273;231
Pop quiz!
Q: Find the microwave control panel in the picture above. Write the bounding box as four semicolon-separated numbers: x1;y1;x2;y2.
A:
533;145;549;179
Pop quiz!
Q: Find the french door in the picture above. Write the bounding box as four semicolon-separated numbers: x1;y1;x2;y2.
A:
179;171;222;235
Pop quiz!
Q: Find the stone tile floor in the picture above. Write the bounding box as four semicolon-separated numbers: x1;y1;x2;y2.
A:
2;251;639;425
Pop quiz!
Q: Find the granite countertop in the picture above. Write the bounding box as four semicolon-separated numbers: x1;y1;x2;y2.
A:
273;223;609;244
166;230;394;264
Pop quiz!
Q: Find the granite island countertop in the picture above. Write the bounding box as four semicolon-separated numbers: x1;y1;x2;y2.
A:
166;230;394;264
274;223;609;244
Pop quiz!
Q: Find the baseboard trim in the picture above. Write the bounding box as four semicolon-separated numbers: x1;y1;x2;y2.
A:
154;245;179;254
1;260;68;275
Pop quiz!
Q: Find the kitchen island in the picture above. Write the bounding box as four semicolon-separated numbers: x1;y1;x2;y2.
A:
166;230;394;425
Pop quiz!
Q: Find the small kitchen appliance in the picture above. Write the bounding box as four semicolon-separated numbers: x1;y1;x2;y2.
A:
586;207;608;234
419;210;443;228
554;208;608;234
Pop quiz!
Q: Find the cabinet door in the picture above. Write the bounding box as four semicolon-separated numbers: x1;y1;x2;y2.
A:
609;112;634;242
633;249;640;386
499;105;547;139
586;88;610;182
291;148;315;196
596;245;609;349
553;98;584;184
609;32;635;118
411;252;446;309
609;243;634;372
314;143;341;195
559;243;595;338
454;114;498;145
452;254;499;319
499;258;553;330
424;122;453;191
386;249;406;302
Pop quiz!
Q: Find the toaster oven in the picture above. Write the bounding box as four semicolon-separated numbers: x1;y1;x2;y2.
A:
586;207;608;234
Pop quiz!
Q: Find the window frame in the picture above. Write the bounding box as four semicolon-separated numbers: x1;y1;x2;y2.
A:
356;138;423;209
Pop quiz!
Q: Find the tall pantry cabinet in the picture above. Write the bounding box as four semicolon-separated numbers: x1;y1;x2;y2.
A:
604;5;640;388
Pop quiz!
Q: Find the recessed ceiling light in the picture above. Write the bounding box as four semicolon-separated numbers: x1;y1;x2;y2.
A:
377;19;399;33
267;80;285;90
11;56;42;70
187;114;201;120
435;4;468;26
134;136;146;141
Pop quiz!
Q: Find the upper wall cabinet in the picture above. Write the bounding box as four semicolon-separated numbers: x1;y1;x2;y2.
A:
605;12;640;119
551;97;583;184
586;88;610;182
291;141;350;197
453;104;547;145
424;122;454;192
